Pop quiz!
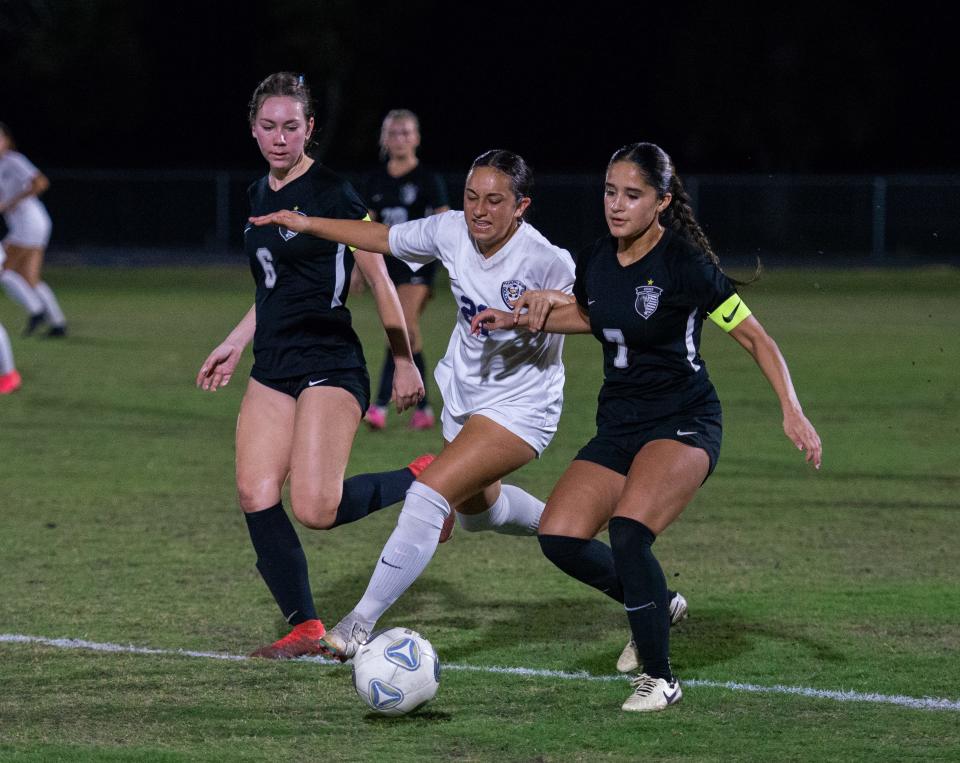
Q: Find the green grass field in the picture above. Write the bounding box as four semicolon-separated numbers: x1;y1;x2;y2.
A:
1;265;958;762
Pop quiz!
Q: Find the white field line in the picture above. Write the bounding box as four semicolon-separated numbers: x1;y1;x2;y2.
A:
3;632;959;713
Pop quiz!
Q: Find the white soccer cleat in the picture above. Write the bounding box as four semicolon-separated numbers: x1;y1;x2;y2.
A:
616;592;688;673
669;591;689;626
621;674;682;712
319;617;372;661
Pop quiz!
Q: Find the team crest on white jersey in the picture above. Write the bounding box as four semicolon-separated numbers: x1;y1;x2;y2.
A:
279;209;307;242
400;183;419;206
635;284;663;319
501;279;528;307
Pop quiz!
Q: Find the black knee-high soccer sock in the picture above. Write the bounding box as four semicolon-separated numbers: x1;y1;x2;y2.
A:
538;534;624;602
331;468;415;527
609;516;672;680
244;502;318;626
375;351;395;408
412;351;429;409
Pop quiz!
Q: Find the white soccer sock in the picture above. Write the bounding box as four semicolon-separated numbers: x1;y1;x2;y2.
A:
34;282;66;327
0;270;44;316
352;481;451;627
456;484;544;536
0;323;15;374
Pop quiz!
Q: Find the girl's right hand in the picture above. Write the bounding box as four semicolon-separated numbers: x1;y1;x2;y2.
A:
197;342;243;391
509;289;574;332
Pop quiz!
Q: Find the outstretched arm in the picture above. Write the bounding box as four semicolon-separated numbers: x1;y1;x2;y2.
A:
196;304;256;391
728;315;822;469
354;250;424;412
249;211;391;255
473;301;592;336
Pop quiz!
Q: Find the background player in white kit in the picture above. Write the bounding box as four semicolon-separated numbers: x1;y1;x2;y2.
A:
0;243;22;394
0;122;67;337
251;150;576;656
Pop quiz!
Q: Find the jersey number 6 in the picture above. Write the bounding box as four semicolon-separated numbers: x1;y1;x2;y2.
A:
256;247;277;288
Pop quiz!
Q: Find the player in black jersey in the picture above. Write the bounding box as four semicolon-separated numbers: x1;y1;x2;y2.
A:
196;73;429;660
474;142;822;713
360;110;450;431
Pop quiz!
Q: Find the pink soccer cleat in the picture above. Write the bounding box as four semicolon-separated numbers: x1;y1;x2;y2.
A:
409;406;435;430
364;404;387;431
0;370;22;395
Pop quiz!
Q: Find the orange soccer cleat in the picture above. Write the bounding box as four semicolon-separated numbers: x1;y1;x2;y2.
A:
406;453;436;478
249;618;326;659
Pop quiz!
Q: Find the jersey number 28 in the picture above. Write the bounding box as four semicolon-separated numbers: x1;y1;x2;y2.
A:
256;247;277;288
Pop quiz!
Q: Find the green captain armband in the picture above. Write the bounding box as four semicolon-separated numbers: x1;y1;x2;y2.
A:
707;293;752;332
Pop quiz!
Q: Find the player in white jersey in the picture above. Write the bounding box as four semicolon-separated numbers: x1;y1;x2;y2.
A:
387;206;573;452
0;243;22;394
0;122;67;337
250;150;576;657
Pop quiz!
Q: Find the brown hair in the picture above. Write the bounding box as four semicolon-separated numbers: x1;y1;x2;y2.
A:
248;72;316;151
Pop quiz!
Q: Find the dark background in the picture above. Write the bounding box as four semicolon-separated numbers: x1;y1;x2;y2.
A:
1;1;956;176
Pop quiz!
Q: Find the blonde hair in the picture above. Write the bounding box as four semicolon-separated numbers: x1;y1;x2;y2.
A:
379;109;420;160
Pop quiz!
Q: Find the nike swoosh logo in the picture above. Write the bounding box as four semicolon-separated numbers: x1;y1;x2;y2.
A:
722;300;741;322
285;609;299;623
663;687;681;704
587;299;597;305
307;378;328;387
624;601;657;612
380;557;402;569
676;430;698;437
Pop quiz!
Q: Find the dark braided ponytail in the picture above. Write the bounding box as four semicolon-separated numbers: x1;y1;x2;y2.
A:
662;173;718;267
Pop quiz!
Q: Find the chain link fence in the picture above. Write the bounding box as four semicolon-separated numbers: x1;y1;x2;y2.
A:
41;169;959;266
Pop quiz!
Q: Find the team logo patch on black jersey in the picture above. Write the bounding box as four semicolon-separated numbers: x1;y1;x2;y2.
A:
501;279;528;307
400;183;419;206
279;210;307;242
635;285;663;319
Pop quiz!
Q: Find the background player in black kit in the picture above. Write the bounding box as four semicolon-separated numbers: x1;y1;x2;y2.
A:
196;73;429;659
359;109;449;431
474;142;821;713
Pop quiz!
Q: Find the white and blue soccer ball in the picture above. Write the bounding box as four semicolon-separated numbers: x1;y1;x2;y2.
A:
351;627;440;716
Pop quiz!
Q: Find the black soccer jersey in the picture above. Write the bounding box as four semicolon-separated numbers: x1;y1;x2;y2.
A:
574;230;737;423
245;162;368;379
362;164;449;227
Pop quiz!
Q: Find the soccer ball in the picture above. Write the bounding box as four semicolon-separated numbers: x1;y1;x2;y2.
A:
351;627;440;716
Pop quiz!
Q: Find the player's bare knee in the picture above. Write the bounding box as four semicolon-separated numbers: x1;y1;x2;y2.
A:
236;482;281;514
290;488;342;529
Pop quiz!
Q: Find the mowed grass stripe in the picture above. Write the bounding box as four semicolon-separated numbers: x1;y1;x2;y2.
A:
5;633;959;713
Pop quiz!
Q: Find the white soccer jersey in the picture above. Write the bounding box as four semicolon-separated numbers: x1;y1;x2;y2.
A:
0;151;51;248
388;211;575;438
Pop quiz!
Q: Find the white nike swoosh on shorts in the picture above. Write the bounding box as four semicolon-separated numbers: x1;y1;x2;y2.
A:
307;379;328;387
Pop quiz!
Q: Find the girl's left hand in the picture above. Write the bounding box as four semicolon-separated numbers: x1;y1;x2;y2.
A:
783;409;822;469
392;357;425;413
249;210;311;233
